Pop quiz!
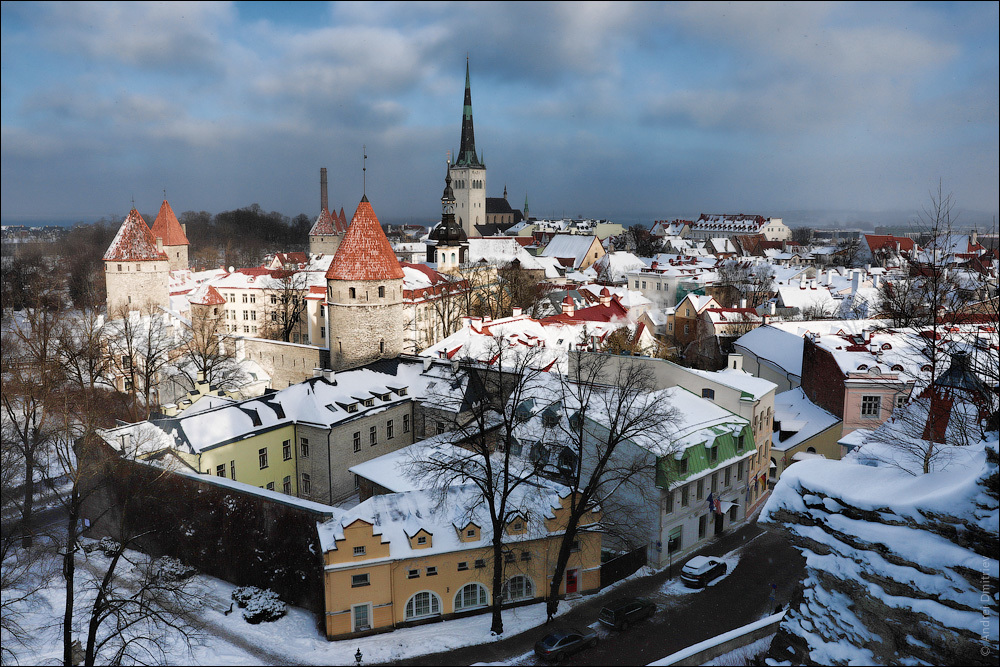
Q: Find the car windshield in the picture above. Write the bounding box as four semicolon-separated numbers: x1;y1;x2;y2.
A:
540;634;561;647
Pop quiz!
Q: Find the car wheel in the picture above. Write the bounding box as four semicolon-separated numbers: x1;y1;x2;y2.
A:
620;620;629;631
554;652;565;663
589;637;598;648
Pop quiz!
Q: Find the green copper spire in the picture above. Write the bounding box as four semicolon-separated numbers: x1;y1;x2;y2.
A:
455;59;483;168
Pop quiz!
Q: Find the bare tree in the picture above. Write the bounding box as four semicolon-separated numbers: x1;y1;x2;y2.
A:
454;261;504;320
168;313;247;394
58;305;108;392
261;270;309;343
404;274;469;353
105;303;176;420
713;261;774;308
0;289;65;546
408;335;550;635
542;352;676;619
832;237;863;268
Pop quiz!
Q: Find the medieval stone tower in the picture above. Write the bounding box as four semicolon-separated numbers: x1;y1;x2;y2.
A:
149;198;190;271
324;196;405;370
188;283;226;328
309;167;348;256
103;208;170;316
450;60;486;237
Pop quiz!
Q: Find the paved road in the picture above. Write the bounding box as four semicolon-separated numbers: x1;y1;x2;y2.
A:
391;520;803;666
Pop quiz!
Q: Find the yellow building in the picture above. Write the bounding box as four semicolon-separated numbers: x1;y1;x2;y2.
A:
317;484;601;640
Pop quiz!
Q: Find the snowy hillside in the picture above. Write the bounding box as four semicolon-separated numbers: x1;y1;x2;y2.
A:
760;434;999;665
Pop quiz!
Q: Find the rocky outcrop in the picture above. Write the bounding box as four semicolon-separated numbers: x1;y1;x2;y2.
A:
760;440;999;665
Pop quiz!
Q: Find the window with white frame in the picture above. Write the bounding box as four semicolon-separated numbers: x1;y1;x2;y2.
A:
352;603;371;631
454;583;488;611
861;395;881;417
501;575;534;602
404;591;441;620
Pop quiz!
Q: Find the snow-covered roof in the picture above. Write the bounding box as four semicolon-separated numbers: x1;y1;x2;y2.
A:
103;208;168;262
771;388;841;452
540;234;599;267
316;479;574;558
734;324;806;377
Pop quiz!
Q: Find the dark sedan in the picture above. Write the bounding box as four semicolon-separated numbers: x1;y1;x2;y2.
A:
598;597;657;631
534;626;599;662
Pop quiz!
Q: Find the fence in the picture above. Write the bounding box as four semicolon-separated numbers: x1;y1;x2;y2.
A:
600;545;648;588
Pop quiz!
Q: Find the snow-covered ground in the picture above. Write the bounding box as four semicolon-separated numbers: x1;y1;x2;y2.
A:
3;539;617;666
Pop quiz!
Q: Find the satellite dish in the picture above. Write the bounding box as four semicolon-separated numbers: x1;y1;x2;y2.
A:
228;266;235;273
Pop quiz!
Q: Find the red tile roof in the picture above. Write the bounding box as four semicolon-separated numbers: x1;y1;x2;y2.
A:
310;208;338;235
337;207;348;233
325;197;404;281
865;234;916;254
150;199;189;246
103;208;168;262
188;284;226;306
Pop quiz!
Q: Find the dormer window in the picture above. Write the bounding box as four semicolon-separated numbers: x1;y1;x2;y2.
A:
466;529;476;538
417;536;427;545
347;403;358;413
363;398;374;408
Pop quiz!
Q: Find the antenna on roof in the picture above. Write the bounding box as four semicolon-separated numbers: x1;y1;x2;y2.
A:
362;144;367;196
163;188;167;200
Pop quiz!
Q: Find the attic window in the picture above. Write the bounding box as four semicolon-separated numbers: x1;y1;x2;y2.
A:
856;364;868;371
363;398;374;408
347;404;358;413
891;364;903;372
417;536;427;545
881;343;892;350
466;528;476;538
325;404;337;412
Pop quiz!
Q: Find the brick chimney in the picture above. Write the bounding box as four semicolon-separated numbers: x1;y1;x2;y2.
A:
320;167;328;212
562;295;575;316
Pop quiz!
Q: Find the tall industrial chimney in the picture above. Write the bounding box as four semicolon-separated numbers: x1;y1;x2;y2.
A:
320;167;328;212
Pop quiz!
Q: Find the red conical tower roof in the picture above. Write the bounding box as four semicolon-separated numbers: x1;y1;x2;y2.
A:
150;199;189;246
337;207;348;233
188;283;226;306
103;208;168;262
325;196;404;281
310;207;338;236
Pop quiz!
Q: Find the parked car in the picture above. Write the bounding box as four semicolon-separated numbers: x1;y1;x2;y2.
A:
598;597;657;631
681;555;727;587
534;627;599;662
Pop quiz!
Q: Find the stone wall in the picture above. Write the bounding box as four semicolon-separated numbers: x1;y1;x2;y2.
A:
105;259;170;316
164;243;188;272
239;337;327;388
78;437;331;612
327;277;404;370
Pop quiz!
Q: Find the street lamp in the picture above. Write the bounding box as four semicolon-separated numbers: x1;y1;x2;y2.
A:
355;648;362;666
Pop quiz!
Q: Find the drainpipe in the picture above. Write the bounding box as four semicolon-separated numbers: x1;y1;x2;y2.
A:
327;429;334;505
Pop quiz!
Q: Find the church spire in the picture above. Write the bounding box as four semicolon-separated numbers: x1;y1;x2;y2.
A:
455;59;483;168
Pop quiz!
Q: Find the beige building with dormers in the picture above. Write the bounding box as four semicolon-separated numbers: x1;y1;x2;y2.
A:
317;471;601;640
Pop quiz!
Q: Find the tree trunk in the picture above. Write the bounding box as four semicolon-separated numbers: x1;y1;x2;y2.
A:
546;523;579;620
490;536;504;635
20;451;35;548
62;485;78;666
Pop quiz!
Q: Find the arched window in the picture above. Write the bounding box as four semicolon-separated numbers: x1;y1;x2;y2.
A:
501;575;534;602
806;447;816;453
349;287;356;299
405;591;441;620
454;583;489;611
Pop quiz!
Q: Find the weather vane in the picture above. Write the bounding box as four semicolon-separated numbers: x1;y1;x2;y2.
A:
362;144;367;196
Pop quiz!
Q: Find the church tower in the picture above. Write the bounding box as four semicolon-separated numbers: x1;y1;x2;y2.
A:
426;162;468;273
324;196;405;370
450;60;486;237
103;207;170;317
149;199;189;271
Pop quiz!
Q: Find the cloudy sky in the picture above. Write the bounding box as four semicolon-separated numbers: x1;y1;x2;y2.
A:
2;1;997;228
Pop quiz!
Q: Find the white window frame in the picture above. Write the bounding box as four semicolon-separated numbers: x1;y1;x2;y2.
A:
404;591;441;620
351;603;372;632
454;583;489;611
